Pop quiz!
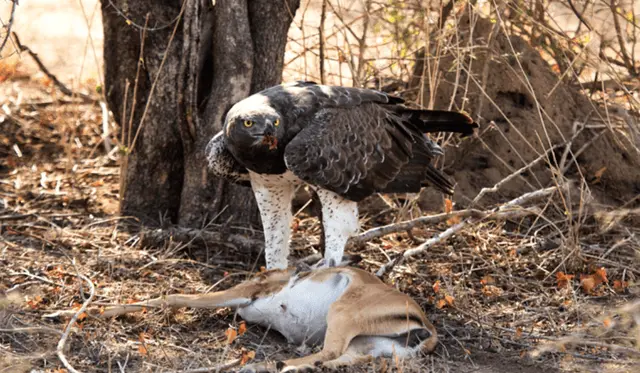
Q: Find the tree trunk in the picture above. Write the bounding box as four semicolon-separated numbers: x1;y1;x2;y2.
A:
101;0;300;228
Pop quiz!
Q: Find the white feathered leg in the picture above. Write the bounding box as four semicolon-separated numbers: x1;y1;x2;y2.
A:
249;172;296;270
315;189;359;267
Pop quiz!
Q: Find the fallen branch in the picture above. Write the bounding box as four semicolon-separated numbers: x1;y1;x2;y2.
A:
354;209;522;245
56;273;95;373
375;184;568;277
0;326;63;335
472;145;565;206
376;220;467;277
500;185;567;210
11;32;94;102
139;227;263;253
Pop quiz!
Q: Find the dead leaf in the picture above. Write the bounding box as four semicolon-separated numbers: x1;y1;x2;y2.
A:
238;321;247;336
432;280;441;294
444;294;455;306
480;275;495;285
481;285;503;297
580;276;596;294
593;167;607;183
613;280;628;293
446;215;461;225
556;272;574;289
444;198;453;213
593;267;608;285
138;344;148;356
240;350;256;365
514;327;523;340
26;295;44;309
46;266;65;279
225;328;238;344
444;198;460;225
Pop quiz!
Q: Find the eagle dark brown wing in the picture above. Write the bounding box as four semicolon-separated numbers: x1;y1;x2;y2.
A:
283;103;454;202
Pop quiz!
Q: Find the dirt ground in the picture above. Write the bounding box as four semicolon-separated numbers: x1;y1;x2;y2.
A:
1;77;638;372
1;1;640;373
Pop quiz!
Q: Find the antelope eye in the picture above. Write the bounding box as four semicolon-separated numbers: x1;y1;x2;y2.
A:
274;119;280;127
243;120;254;128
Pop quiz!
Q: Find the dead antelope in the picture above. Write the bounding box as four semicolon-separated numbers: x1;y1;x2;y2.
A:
50;266;437;372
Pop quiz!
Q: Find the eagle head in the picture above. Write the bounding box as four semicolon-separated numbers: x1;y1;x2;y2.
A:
223;96;284;154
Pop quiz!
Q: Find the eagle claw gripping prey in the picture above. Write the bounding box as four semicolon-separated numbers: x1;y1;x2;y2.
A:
207;81;478;269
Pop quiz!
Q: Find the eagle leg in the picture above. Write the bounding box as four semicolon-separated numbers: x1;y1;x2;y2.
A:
315;189;359;267
250;174;296;270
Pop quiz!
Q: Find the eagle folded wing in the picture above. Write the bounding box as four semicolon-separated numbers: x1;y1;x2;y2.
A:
283;105;416;202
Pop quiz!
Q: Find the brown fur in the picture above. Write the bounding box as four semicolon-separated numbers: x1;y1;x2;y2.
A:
49;267;437;372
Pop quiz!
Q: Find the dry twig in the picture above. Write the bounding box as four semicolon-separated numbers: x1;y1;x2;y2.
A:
0;0;17;54
55;273;95;373
139;227;262;253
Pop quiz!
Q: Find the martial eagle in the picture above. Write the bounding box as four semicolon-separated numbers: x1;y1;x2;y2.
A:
206;81;477;269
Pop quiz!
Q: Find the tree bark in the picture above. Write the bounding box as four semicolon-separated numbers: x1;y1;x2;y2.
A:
101;0;300;228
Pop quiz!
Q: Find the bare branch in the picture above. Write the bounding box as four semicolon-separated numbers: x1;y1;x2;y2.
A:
319;0;327;84
566;0;593;31
0;0;17;54
609;0;637;76
11;32;94;101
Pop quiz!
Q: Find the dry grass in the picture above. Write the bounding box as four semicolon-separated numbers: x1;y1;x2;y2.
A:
0;77;638;372
1;0;640;372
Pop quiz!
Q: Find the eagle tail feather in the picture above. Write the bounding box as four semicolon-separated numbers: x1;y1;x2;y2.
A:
423;164;455;195
400;109;478;137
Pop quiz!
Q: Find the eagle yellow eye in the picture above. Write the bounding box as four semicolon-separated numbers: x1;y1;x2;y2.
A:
243;120;254;128
274;119;280;127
